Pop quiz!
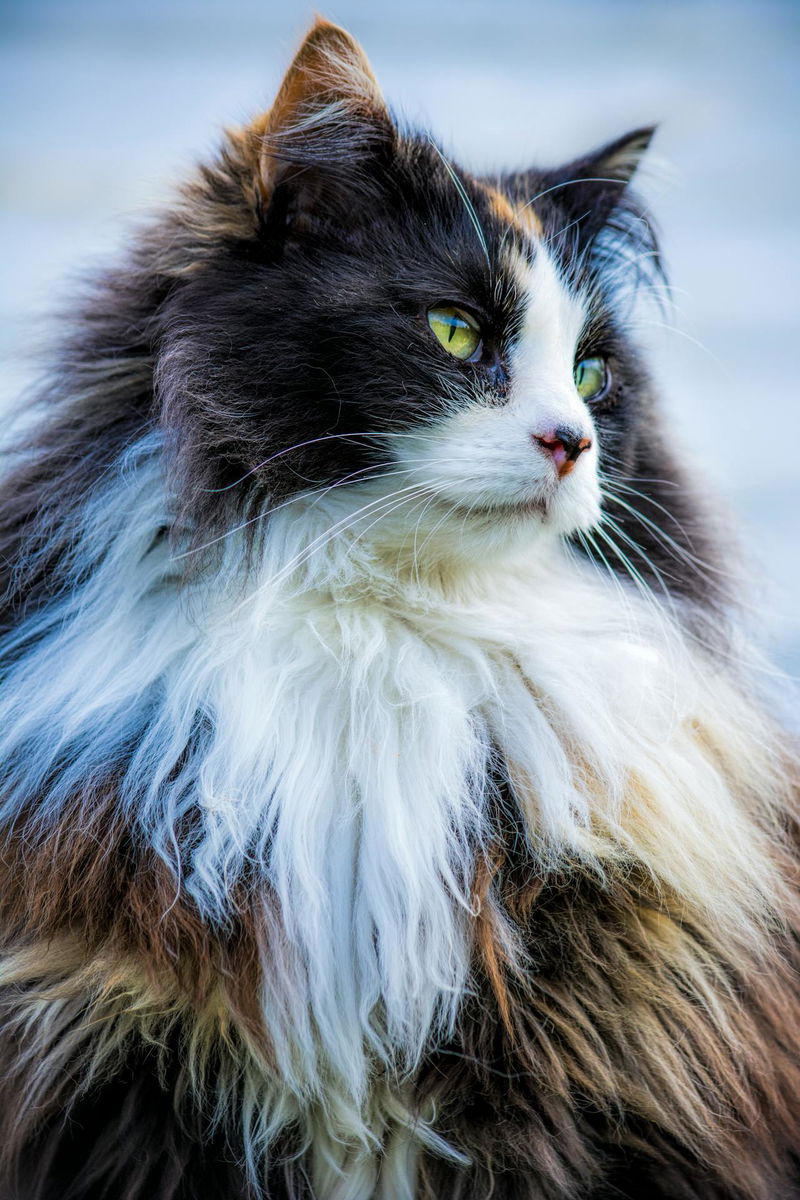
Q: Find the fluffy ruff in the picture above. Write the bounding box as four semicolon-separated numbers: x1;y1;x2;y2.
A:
0;440;798;1200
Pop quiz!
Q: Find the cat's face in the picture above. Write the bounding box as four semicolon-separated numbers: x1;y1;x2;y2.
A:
159;19;659;564
389;238;601;540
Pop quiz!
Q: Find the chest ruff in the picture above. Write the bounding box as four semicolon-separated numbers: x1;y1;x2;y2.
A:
0;533;798;1200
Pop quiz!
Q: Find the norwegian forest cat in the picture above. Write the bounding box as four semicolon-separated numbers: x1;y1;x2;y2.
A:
0;17;798;1200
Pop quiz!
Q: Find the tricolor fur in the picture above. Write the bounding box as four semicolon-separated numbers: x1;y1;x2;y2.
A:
0;19;798;1200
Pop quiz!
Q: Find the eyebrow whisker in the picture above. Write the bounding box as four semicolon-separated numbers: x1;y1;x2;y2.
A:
429;139;492;272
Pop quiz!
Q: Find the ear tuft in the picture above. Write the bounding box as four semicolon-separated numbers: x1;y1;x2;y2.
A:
535;125;657;252
271;18;387;119
258;19;389;182
590;126;656;187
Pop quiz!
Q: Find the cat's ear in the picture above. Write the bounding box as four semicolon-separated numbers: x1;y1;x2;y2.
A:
264;18;389;150
252;19;393;239
538;127;655;246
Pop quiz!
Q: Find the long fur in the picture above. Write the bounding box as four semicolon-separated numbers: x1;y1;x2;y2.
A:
0;17;798;1200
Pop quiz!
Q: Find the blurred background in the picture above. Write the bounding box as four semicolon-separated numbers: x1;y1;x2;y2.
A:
1;0;798;688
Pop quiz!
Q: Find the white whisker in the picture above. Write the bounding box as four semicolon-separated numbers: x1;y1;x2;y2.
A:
429;140;491;271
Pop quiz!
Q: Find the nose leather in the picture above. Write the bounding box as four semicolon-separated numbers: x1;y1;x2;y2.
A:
532;426;592;477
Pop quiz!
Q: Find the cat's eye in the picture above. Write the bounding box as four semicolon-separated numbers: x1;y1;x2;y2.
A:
574;356;610;403
427;304;482;361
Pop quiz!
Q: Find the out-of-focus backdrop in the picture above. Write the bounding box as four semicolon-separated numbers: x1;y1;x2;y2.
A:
1;0;798;683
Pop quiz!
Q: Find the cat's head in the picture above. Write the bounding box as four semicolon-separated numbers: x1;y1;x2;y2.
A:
155;18;660;570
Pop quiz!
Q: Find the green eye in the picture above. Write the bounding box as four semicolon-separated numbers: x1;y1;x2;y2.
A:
427;304;482;361
574;356;610;402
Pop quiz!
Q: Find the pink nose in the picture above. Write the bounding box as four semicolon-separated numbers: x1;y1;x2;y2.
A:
533;427;592;478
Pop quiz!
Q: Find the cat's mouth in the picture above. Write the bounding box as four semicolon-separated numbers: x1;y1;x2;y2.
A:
448;494;551;521
426;473;601;538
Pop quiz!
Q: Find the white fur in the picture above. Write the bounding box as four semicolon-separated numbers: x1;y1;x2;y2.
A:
0;253;788;1197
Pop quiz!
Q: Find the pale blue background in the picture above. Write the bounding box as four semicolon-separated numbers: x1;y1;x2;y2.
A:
1;0;798;690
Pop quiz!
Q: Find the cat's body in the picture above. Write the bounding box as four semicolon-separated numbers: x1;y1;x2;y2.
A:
0;19;798;1200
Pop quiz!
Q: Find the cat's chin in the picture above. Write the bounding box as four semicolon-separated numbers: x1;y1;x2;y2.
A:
292;473;601;585
341;484;602;578
452;487;601;535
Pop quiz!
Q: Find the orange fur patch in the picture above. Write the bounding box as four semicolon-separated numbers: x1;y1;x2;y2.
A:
486;184;544;238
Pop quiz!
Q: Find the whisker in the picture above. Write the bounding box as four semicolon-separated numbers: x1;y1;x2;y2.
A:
500;176;637;255
174;454;472;562
628;316;732;377
237;481;441;609
413;488;468;568
596;511;790;680
591;520;684;706
410;489;446;587
575;526;641;638
353;487;449;570
429;140;491;271
200;429;447;495
308;477;469;593
541;211;593;249
596;512;681;618
602;485;734;580
173;462;417;560
600;465;681;490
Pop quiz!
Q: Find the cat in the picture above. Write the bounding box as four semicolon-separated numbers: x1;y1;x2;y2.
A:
0;15;798;1200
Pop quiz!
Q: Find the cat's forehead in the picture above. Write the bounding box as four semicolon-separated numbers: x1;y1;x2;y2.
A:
481;183;544;242
395;137;542;247
392;138;575;281
388;139;584;330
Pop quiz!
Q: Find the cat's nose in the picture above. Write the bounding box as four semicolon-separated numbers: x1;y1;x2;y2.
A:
532;426;592;478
